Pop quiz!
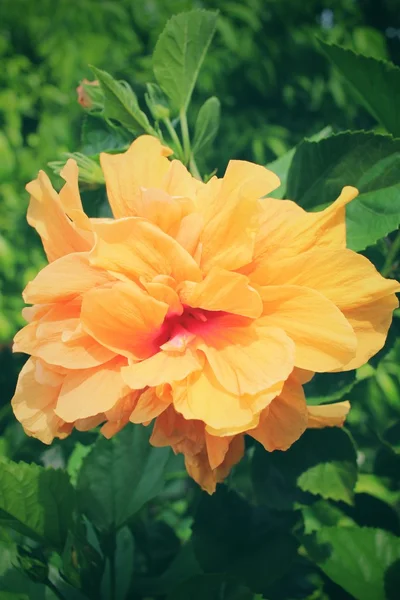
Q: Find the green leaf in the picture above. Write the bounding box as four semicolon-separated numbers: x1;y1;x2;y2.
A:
318;40;400;137
267;126;332;199
304;526;400;600
304;371;357;406
168;574;255;600
0;594;29;600
77;424;171;532
153;9;218;112
90;66;157;135
285;131;400;250
81;114;130;156
48;153;104;185
301;500;355;535
66;442;94;486
252;428;357;509
192;97;221;155
145;83;170;121
192;487;298;594
0;458;74;550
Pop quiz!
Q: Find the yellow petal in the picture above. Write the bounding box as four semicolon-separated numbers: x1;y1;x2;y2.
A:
81;281;168;359
198;161;279;272
173;365;271;435
89;217;202;283
100;136;172;218
259;285;357;371
249;376;308;451
11;358;70;444
56;359;129;421
142;280;183;316
178;267;262;319
129;387;172;424
198;323;295;396
122;348;203;389
307;401;350;428
26;170;92;262
23;252;113;304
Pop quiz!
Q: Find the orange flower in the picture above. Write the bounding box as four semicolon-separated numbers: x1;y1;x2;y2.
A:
12;135;399;492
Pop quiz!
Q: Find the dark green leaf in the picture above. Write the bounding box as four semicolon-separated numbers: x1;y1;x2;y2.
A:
0;458;74;550
304;371;357;406
193;97;221;155
153;9;218;112
252;428;357;509
90;66;157;135
81;114;130;156
318;40;400;137
192;487;298;594
77;424;171;532
167;574;255;600
304;526;400;600
286;131;400;250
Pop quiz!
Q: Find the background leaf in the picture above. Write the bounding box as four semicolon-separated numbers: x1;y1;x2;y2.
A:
318;40;400;137
193;96;221;154
285;131;400;250
252;428;357;509
77;424;171;532
304;526;400;600
0;458;74;550
153;9;218;111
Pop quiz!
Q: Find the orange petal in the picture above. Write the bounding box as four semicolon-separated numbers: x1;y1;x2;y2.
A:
178;267;263;318
307;401;350;428
56;359;129;422
89;217;201;283
100;136;172;218
122;348;203;389
174;213;204;258
81;281;168;359
26;170;92;262
173;365;275;435
198;161;279;272
259;285;357;371
142;280;183;316
129;387;172;424
11;358;70;444
249;376;308;451
198;323;295;396
205;432;232;470
23;252;113;304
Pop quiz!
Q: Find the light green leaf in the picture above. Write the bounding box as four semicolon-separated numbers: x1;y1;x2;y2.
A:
193;97;221;155
90;66;157;135
145;83;170;121
153;9;218;112
0;458;74;550
305;526;400;600
77;424;171;532
285;131;400;250
48;153;104;185
318;40;400;137
252;428;357;509
67;442;93;486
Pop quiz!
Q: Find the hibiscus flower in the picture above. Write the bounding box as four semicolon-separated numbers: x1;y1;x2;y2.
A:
12;135;399;492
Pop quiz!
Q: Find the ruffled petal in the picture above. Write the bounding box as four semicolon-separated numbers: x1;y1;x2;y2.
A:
89;217;202;283
259;285;357;371
56;358;129;422
178;267;263;318
198;322;295;396
11;358;71;444
81;281;168;359
249;376;308;451
100;136;172;218
122;348;203;389
129;387;172;424
26;169;92;262
23;252;113;304
307;401;350;428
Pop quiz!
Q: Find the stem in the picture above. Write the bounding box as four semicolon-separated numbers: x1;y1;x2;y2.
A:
381;231;400;277
163;118;184;160
189;155;202;180
45;579;68;600
180;108;191;165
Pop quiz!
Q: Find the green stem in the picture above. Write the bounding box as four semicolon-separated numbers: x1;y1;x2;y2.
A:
189;155;202;180
381;231;400;277
45;579;68;600
180;108;191;165
163;118;184;160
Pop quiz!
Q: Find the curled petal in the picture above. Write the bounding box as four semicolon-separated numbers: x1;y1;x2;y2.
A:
307;401;350;428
